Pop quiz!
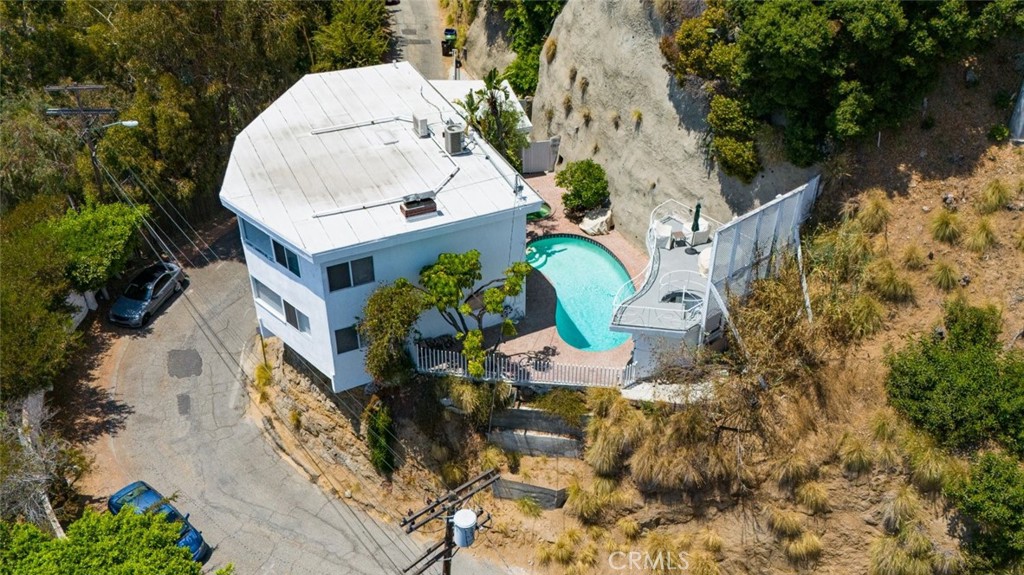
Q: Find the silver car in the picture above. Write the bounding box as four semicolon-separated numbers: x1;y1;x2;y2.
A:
108;262;185;327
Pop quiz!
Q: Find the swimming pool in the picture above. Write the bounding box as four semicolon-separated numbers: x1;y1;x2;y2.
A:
526;235;634;351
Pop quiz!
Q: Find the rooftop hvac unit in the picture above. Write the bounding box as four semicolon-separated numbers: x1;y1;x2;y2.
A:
444;124;465;155
412;115;429;138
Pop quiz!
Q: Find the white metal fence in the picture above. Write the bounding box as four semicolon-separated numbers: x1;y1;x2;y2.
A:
412;345;637;388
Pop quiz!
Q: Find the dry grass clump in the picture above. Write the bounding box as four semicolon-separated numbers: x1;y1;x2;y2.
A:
642;530;691;575
930;260;959;291
617;517;641;541
907;444;946;494
865;258;915;303
812;219;873;281
900;245;927;270
611;110;622;130
579;76;590;95
931;549;966;575
795;481;831;514
848;292;885;338
544;37;557;63
569;65;578;84
632;108;643;126
977;178;1012;214
562;93;573;115
478;444;504;471
871;410;899;443
841;434;873;477
581;107;592;126
773;452;814;491
689;551;722;575
440;461;466;488
875;441;902;471
858;190;893;234
537;529;581;566
930;210;962;244
965;217;997;253
586;388;619;417
565;479;624;524
882;486;920;533
697;528;723;553
516;496;542;518
767;506;803;539
785;532;823;564
254;361;274;402
869;525;935;575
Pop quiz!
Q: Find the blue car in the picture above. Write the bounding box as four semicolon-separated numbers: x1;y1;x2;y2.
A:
108;481;209;562
109;262;184;327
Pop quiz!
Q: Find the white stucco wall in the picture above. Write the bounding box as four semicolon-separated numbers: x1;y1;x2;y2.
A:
239;208;531;392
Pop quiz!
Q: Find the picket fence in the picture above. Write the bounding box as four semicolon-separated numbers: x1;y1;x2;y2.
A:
412;345;637;388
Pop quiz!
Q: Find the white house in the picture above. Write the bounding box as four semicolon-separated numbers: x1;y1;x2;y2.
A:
219;62;543;392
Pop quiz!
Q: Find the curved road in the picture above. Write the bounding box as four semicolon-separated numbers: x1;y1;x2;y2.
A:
97;227;502;574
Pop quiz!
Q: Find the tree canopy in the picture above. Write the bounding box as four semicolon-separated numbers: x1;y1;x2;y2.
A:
52;202;149;292
0;510;202;575
494;0;563;95
455;68;530;171
358;279;425;385
669;0;1024;176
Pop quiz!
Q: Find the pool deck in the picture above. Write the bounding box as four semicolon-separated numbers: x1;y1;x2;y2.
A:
485;173;648;370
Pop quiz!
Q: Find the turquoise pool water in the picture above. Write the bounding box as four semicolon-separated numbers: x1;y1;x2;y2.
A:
526;236;634;351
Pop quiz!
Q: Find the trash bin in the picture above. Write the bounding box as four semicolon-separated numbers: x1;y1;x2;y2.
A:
442;28;457;57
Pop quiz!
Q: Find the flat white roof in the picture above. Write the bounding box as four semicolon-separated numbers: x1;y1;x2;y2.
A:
429;79;533;133
220;62;542;258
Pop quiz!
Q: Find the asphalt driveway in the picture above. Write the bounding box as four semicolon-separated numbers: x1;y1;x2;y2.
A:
91;225;503;574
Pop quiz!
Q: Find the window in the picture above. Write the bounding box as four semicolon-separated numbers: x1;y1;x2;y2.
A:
335;325;362;354
284;301;310;333
327;256;374;292
152;275;171;296
273;240;301;277
241;219;271;257
252;278;283;314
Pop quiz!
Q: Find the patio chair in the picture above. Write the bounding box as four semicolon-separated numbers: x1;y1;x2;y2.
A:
683;217;711;246
655;222;673;249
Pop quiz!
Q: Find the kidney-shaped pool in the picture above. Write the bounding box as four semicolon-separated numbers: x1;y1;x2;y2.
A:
526;235;634;351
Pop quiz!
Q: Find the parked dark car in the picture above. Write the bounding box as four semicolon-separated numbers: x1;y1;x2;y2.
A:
108;481;209;562
109;262;184;327
442;28;457;57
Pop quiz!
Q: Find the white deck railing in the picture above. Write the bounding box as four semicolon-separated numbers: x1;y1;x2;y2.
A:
412;345;637;388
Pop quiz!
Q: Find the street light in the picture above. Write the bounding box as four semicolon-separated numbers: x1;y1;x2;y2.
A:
83;119;138;196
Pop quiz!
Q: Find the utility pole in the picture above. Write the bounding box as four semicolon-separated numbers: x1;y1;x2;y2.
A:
400;468;498;575
44;83;117;197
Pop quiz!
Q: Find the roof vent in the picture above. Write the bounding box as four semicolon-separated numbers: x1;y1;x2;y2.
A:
412;115;429;138
401;196;437;219
444;124;465;155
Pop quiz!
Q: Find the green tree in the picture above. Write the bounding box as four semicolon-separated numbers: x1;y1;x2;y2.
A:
494;0;563;95
418;250;530;377
51;202;149;292
0;195;78;401
454;68;529;171
312;0;392;71
945;452;1024;570
0;510;202;575
554;159;609;221
358;279;425;386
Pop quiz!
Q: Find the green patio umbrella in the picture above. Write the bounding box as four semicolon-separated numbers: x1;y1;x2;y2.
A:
691;202;702;233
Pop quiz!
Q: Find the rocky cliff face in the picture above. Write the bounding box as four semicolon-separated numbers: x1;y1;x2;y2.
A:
531;0;816;246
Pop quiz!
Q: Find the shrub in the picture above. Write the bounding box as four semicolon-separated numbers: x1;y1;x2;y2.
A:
785;532;823;564
887;299;1024;456
865;259;914;303
858;190;892;234
945;452;1024;569
712;135;761;183
930;210;962;244
555;159;610;221
364;400;396;475
988;123;1010;142
978;179;1012;214
516;496;542;517
796;481;831;514
767;507;803;538
708;94;757;139
900;245;926;270
544;37;557;63
965;217;997;253
531;388;587;427
930;260;958;291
